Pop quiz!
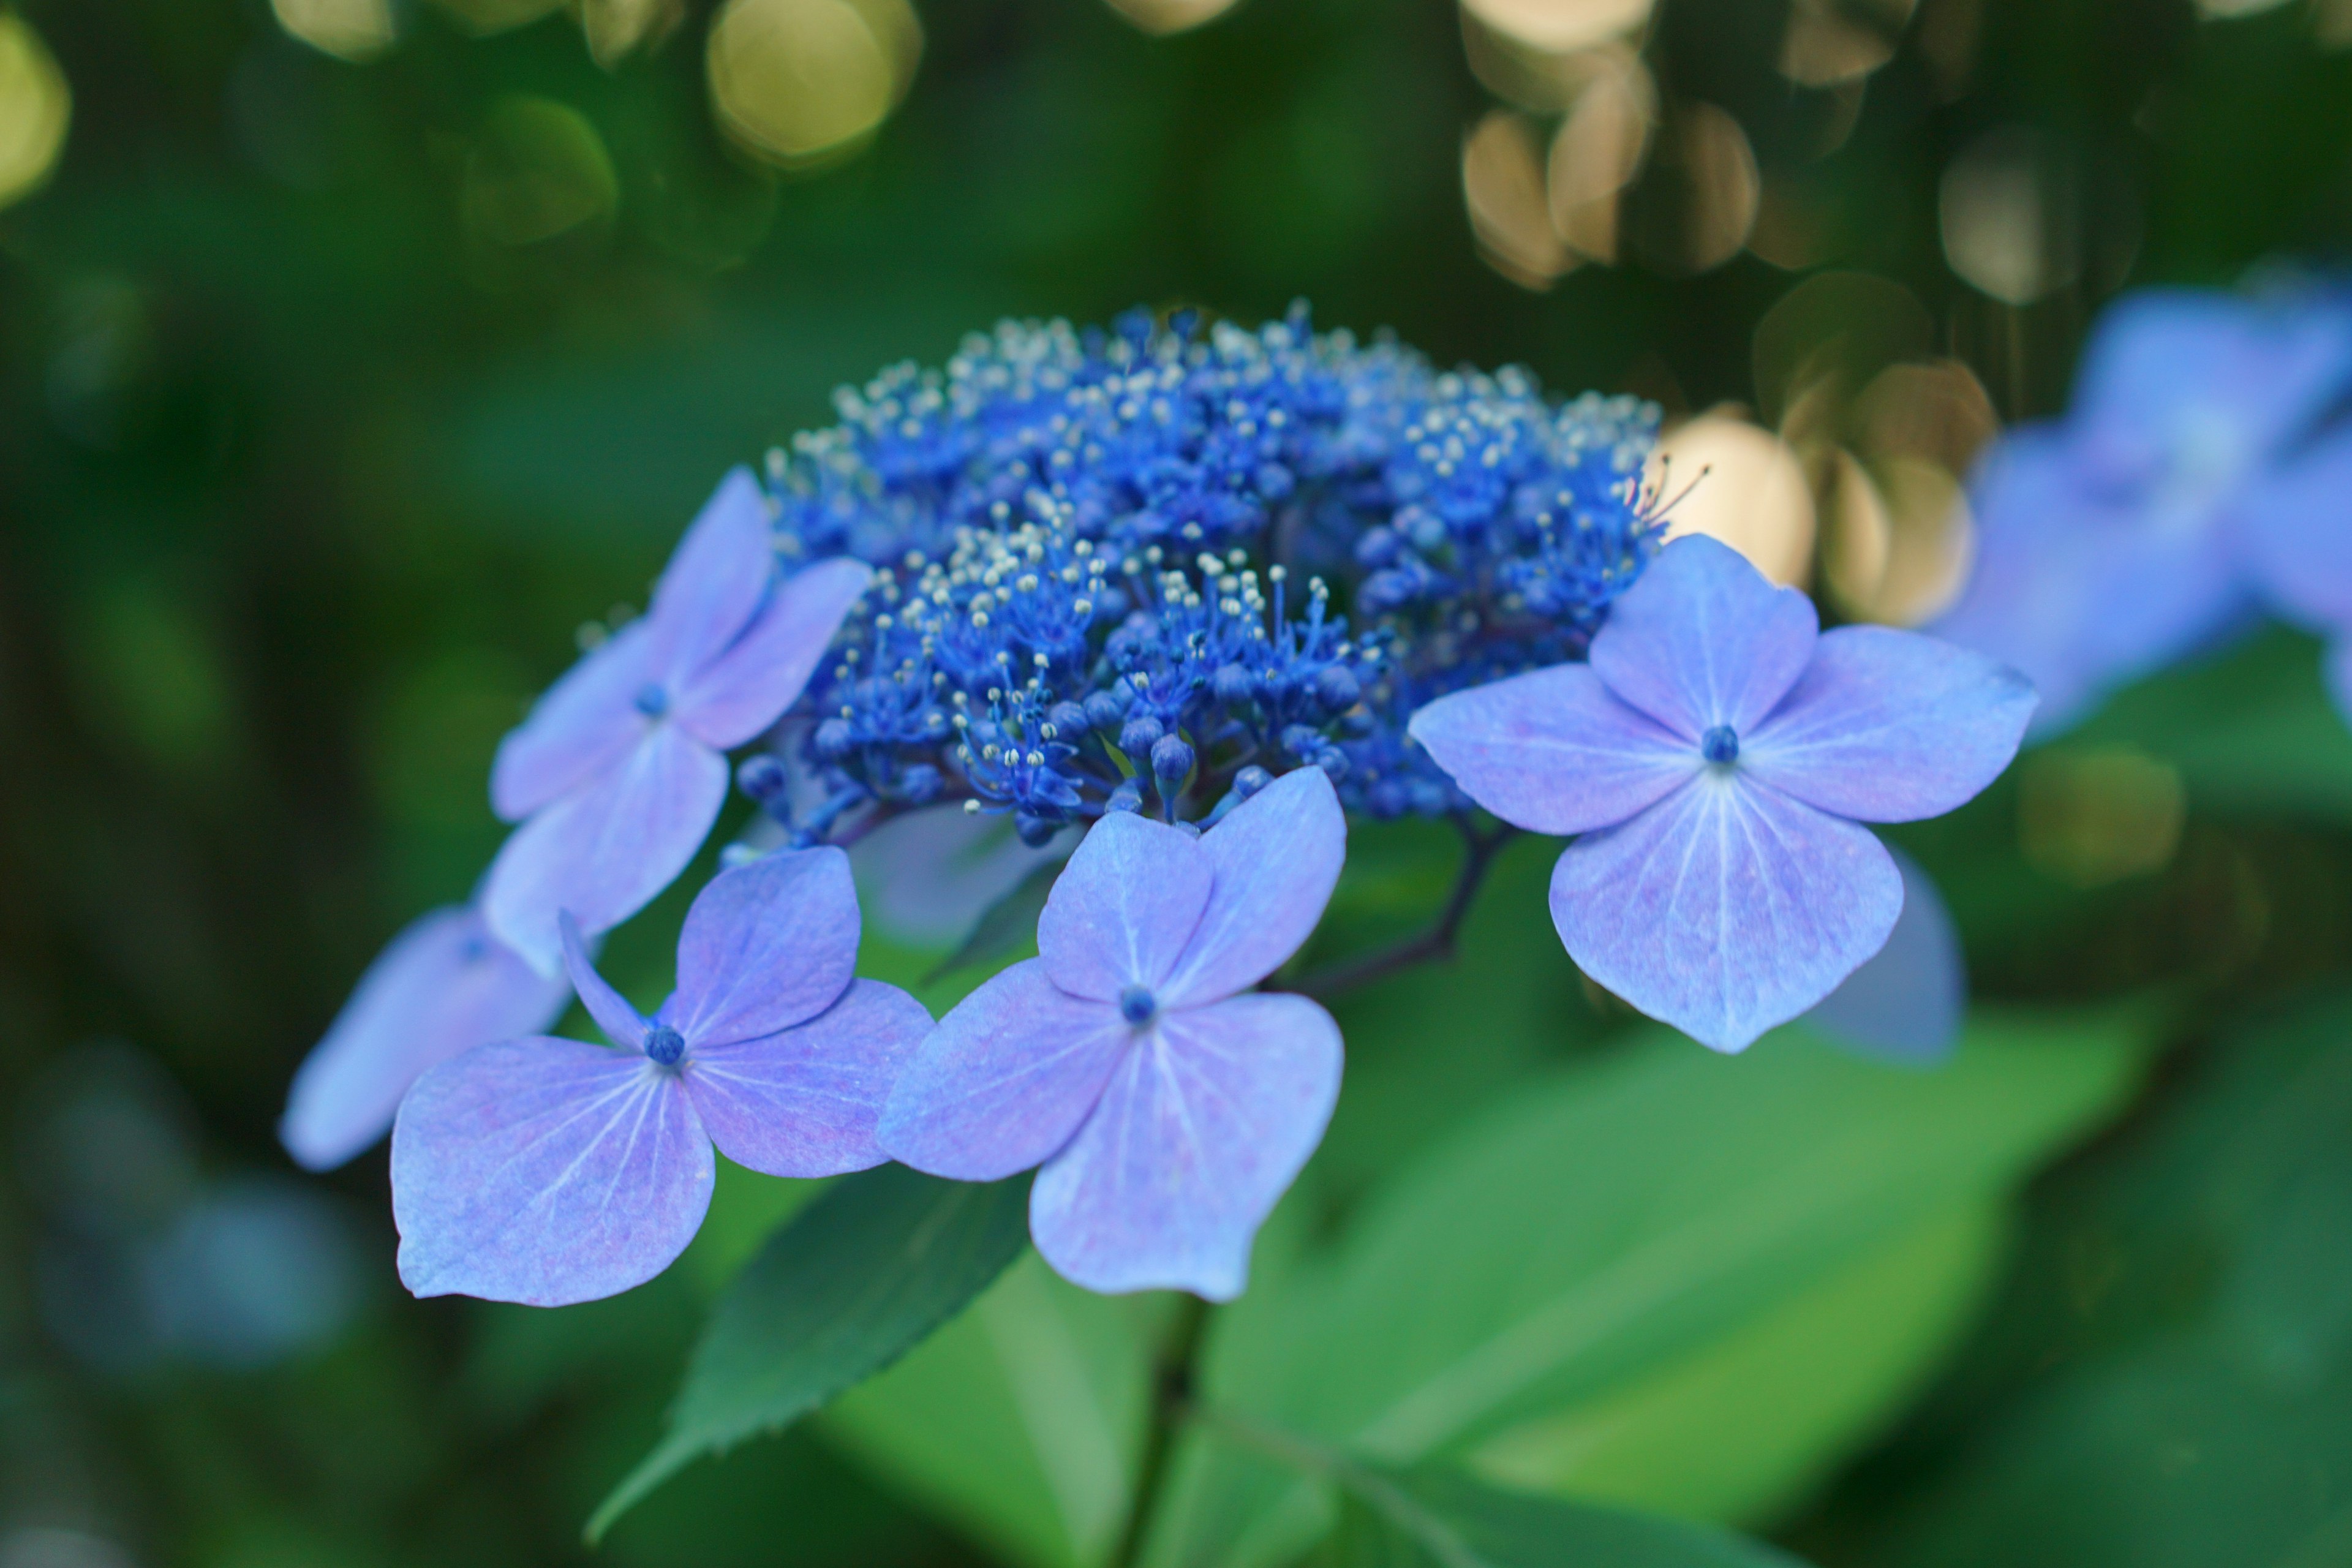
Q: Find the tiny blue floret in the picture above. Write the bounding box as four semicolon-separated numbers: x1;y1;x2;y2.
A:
1118;985;1157;1025
1700;725;1740;765
643;1025;686;1066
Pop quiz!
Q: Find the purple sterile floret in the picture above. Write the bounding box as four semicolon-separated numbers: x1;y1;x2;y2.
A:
279;907;570;1173
877;766;1347;1301
1410;534;2035;1054
482;468;873;974
1931;288;2352;734
391;848;929;1307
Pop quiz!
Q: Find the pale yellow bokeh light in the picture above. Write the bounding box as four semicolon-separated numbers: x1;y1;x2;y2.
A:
2018;746;2186;889
0;12;70;213
709;0;919;168
462;96;619;247
1650;412;1816;587
1464;109;1575;290
272;0;399;61
1940;127;2079;306
430;0;565;34
1462;0;1653;55
1101;0;1243;34
1857;358;1999;478
1779;0;1917;86
1649;100;1758;276
1546;59;1652;263
1822;450;1974;626
577;0;684;68
2194;0;2294;15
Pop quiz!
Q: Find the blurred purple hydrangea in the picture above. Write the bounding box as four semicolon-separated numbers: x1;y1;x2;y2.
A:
393;850;929;1307
280;905;570;1172
1411;535;2035;1052
1933;286;2352;732
484;470;873;973
878;766;1346;1300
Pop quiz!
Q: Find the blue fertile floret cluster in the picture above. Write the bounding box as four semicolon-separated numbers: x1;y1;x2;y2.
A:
752;305;1664;840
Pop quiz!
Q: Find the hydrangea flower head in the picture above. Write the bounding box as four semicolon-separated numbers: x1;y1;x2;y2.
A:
1932;287;2352;732
484;469;873;971
877;766;1346;1300
1410;535;2035;1052
393;849;929;1306
279;907;568;1172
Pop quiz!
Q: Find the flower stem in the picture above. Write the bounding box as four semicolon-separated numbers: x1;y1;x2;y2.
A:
1289;816;1517;1001
1113;1294;1211;1568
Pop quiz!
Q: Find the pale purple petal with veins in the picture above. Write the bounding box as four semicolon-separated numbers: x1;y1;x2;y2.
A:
687;980;931;1178
1158;767;1347;1009
1407;665;1697;838
643;468;778;685
484;724;731;974
668;848;860;1047
878;960;1134;1182
1036;812;1212;1002
1548;775;1902;1053
1029;992;1343;1301
1806;845;1964;1066
559;912;648;1050
1589;535;1819;737
1743;626;2037;823
489;621;655;823
279;908;569;1172
392;1038;712;1306
2237;426;2352;632
676;556;875;750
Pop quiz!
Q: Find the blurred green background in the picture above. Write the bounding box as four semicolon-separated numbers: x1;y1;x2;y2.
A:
9;0;2352;1564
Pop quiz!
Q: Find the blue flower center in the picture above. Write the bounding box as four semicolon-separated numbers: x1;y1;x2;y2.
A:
643;1025;686;1066
1700;725;1740;766
635;684;671;718
1119;985;1158;1026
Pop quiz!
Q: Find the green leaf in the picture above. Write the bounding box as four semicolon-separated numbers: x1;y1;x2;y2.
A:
2078;627;2352;821
1204;1411;1806;1568
820;1253;1177;1568
1139;1009;2150;1568
586;1165;1033;1541
929;859;1064;983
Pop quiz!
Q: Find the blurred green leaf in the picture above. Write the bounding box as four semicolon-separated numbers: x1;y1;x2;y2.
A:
1200;1410;1807;1568
1141;1011;2149;1568
2079;627;2352;823
587;1165;1032;1540
821;1253;1175;1568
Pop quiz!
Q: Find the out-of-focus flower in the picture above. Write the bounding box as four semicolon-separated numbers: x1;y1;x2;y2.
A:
1805;845;1964;1065
1411;534;2035;1050
483;469;872;971
880;768;1346;1300
1932;287;2352;733
280;905;570;1171
394;849;929;1306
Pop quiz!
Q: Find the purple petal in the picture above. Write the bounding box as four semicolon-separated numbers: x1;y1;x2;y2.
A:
2331;638;2352;728
668;846;861;1047
559;912;647;1050
2071;290;2352;483
489;621;655;823
1036;811;1212;1002
643;468;779;685
1158;767;1348;1009
1931;428;2253;734
391;1038;712;1306
279;908;569;1172
1806;845;1964;1066
1407;665;1698;837
1589;534;1819;737
1743;626;2037;823
1548;777;1902;1053
483;724;730;974
1029;992;1342;1301
687;979;931;1178
2237;427;2352;631
877;960;1131;1182
676;557;874;750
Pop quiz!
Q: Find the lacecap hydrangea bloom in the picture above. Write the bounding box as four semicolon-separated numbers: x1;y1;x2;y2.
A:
1934;285;2352;731
293;304;2035;1303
